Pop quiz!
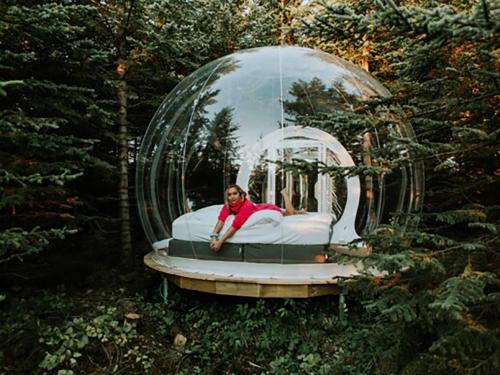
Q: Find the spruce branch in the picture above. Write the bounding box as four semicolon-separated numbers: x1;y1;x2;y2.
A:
480;0;492;29
379;0;413;32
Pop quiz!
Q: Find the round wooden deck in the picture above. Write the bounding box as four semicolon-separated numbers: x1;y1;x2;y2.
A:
143;251;364;298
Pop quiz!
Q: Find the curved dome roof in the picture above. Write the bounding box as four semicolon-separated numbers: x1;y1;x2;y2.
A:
136;46;423;248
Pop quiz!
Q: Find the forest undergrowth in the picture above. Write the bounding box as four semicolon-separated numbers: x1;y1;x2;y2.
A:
0;258;474;375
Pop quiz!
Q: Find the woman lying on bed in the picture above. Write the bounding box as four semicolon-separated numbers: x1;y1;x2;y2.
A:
209;184;303;252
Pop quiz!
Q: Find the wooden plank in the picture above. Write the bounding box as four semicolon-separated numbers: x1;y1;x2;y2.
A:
167;274;181;286
215;281;260;297
260;284;308;298
163;275;340;298
179;277;217;294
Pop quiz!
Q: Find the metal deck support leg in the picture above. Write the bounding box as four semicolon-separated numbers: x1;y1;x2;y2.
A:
339;285;348;321
160;277;169;304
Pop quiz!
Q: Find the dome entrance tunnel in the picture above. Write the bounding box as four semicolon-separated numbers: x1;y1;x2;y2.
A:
137;46;424;298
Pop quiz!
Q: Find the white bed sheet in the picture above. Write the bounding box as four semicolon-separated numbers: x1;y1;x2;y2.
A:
172;205;335;245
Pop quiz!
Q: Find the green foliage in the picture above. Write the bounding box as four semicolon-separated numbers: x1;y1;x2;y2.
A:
39;307;139;372
0;226;76;264
298;0;499;373
1;285;439;375
0;2;114;264
429;266;493;319
0;289;159;374
0;0;498;374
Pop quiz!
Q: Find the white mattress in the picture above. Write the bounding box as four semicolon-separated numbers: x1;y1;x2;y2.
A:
172;205;335;245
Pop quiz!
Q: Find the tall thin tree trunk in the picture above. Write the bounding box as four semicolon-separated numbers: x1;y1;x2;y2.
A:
362;131;376;230
361;34;370;72
117;54;132;265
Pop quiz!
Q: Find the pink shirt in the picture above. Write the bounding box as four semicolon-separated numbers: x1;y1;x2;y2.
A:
218;199;282;229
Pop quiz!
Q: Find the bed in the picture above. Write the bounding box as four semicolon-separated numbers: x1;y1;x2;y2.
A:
153;205;337;263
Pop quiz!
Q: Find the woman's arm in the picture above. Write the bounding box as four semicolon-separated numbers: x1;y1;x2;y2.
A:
210;226;237;252
211;204;231;248
210;220;225;246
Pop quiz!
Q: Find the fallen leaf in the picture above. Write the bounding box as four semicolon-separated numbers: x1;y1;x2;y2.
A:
125;313;140;320
174;333;187;347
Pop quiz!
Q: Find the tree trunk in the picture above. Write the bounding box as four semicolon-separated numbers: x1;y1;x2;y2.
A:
117;56;132;266
362;132;376;230
361;34;370;72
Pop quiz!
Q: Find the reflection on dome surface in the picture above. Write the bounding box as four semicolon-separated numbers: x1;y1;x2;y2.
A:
137;46;423;252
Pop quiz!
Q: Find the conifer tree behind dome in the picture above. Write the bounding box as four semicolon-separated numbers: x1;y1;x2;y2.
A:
300;1;499;373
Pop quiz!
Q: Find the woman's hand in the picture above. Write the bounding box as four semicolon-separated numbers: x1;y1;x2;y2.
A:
210;239;222;252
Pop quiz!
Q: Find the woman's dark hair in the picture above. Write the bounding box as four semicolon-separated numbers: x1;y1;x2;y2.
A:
225;184;247;201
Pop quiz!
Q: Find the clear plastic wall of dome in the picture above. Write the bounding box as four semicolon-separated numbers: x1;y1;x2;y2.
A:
137;46;424;260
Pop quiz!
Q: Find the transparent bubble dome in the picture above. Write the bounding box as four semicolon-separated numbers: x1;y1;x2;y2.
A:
137;46;424;249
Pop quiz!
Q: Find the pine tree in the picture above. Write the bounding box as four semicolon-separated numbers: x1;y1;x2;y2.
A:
299;0;499;373
0;3;113;269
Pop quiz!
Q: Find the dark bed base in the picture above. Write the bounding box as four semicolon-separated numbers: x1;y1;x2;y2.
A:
168;239;329;264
